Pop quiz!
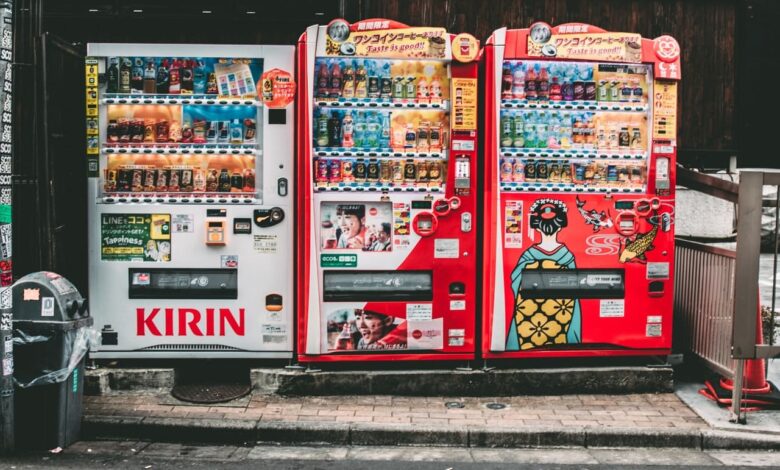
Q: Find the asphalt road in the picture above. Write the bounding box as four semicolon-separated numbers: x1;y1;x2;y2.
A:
2;443;779;469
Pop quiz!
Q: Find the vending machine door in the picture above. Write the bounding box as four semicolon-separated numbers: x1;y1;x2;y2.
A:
297;20;480;362
86;43;295;358
482;24;680;359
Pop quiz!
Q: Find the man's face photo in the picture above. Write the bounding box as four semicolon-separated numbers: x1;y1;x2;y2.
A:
355;311;393;344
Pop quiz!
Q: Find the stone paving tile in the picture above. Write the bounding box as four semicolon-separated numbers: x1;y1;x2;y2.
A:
83;391;708;430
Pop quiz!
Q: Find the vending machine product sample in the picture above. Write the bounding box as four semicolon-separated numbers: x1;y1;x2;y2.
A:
482;23;681;358
297;19;480;361
86;44;295;358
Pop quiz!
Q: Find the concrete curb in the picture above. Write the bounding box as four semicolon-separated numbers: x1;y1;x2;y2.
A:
82;415;780;450
86;366;673;396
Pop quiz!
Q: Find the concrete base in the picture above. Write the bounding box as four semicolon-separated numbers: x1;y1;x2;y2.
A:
86;365;673;396
80;415;780;450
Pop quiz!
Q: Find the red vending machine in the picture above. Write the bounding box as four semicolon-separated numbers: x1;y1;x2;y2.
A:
482;23;681;358
297;19;480;362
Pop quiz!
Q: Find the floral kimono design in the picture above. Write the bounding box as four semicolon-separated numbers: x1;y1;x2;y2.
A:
506;244;582;350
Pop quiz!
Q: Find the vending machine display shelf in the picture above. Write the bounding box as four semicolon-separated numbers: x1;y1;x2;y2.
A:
314;148;447;159
315;184;442;193
501;100;647;112
315;99;450;110
102;94;260;106
500;182;644;193
100;193;257;204
500;148;646;160
102;144;259;155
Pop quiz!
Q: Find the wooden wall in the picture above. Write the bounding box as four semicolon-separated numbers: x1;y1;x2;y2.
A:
41;0;738;162
342;0;738;157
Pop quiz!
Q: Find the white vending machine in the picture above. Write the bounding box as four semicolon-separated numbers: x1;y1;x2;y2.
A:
86;44;295;358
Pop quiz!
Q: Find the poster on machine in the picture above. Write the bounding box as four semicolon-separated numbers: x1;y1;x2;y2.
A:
101;213;171;262
320;202;393;252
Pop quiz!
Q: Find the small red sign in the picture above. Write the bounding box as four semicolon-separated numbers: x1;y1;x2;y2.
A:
260;68;296;108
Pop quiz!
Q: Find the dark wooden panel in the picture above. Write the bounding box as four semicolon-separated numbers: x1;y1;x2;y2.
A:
41;0;737;157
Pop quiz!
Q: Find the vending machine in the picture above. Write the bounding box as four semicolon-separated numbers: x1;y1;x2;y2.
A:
297;19;480;362
86;44;296;358
482;24;681;358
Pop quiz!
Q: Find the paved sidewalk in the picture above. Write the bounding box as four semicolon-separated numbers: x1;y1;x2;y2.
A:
85;391;705;429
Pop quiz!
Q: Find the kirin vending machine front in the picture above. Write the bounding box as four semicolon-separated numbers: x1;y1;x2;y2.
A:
297;19;480;362
86;44;296;358
483;24;681;358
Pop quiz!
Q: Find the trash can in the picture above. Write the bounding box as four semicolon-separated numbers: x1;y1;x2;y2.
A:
11;272;93;450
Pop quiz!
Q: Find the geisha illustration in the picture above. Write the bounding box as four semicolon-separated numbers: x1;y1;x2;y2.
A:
506;199;581;350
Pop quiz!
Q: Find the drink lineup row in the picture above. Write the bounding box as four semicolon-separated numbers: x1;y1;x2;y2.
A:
103;166;256;194
314;109;447;152
500;61;649;103
499;157;645;188
315;59;448;104
499;110;646;151
314;157;444;188
106;117;257;144
105;56;257;96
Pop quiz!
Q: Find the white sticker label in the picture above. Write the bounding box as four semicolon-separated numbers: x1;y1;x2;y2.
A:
406;303;433;321
647;315;662;324
41;297;55;317
3;335;11;354
262;324;287;343
448;329;465;337
434;238;459;258
254;234;278;254
2;358;12;376
407;318;444;350
50;277;77;295
600;299;625;318
172;214;194;233
647;262;670;280
450;300;466;311
220;255;239;268
646;323;662;337
452;140;475;151
448;337;465;347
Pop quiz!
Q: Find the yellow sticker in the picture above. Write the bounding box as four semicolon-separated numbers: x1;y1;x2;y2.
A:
652;80;677;140
451;78;477;130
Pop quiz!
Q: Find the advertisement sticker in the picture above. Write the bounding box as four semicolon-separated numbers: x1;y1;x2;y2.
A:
407;318;444;350
323;20;449;60
327;307;408;351
321;202;393;252
101;213;171;262
504;201;523;248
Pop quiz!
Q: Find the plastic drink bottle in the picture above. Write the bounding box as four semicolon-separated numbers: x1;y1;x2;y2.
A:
329;62;342;98
342;111;354;147
512;64;525;99
316;62;330;98
353;111;366;148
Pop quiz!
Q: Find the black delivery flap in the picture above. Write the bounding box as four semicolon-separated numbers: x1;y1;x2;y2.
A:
520;269;625;299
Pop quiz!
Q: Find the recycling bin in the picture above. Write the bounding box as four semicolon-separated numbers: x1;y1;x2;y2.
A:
11;272;92;450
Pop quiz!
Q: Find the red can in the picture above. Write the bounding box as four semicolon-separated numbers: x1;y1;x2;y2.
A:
315;158;329;183
329;158;342;184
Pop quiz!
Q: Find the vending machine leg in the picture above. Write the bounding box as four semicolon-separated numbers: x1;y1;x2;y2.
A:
455;361;473;372
481;360;495;372
284;360;305;371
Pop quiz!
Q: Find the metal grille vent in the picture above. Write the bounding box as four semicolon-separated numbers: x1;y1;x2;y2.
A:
139;344;242;351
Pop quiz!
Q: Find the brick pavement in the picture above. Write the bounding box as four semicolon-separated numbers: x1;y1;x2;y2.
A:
84;391;707;430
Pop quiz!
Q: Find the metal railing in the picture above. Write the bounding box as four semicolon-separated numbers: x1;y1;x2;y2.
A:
674;239;735;379
677;167;780;423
